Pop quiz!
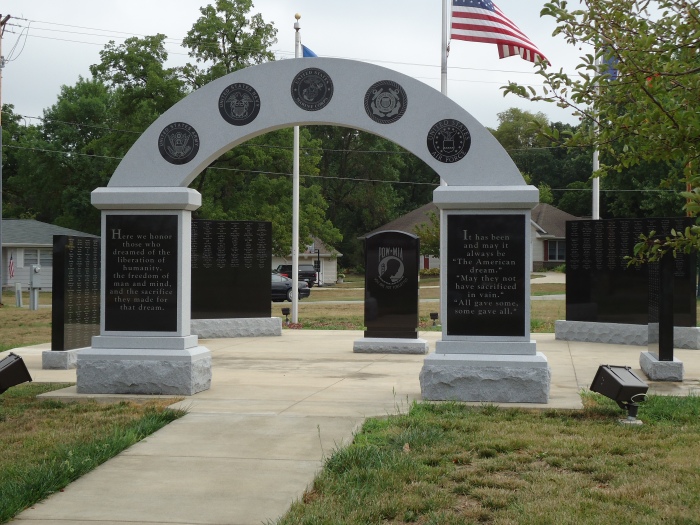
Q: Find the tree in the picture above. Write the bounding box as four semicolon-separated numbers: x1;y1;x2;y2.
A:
414;211;440;257
181;0;277;88
503;0;700;258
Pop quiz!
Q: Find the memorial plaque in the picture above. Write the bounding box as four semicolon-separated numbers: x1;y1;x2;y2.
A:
191;220;271;319
51;235;101;350
446;215;526;337
566;217;696;326
364;231;419;339
648;254;675;361
105;215;178;332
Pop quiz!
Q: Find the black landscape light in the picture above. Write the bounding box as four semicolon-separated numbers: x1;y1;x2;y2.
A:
0;353;33;395
590;365;648;424
281;307;291;324
430;312;439;326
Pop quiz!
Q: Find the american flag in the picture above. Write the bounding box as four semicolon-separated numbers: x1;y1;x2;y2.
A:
451;0;548;64
8;254;15;279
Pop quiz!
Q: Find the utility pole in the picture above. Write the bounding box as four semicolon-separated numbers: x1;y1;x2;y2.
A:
0;14;10;306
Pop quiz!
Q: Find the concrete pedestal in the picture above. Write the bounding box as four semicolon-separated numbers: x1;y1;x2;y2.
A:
556;320;700;349
42;349;82;370
639;351;684;382
191;318;282;338
420;352;551;403
353;338;429;354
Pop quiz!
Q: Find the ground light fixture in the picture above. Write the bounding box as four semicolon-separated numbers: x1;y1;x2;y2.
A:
590;365;649;425
430;312;439;326
0;352;32;395
281;307;291;324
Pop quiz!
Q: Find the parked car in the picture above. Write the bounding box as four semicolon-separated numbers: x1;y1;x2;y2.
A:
273;264;317;288
271;273;311;302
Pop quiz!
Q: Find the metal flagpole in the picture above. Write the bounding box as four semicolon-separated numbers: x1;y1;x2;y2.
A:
292;14;301;324
441;0;449;96
0;14;10;305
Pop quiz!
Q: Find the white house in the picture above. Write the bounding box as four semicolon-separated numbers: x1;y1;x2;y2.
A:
272;236;343;286
1;219;99;292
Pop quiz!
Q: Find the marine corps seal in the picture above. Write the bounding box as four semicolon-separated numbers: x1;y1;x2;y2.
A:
291;68;334;111
426;119;471;163
218;83;261;126
364;80;407;124
158;122;200;165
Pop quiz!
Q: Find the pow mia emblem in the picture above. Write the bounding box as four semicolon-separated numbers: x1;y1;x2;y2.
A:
291;68;333;111
426;119;471;163
218;83;260;126
376;246;408;290
364;80;407;124
158;122;200;165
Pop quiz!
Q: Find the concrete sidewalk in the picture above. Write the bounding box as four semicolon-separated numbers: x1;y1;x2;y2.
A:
6;331;700;525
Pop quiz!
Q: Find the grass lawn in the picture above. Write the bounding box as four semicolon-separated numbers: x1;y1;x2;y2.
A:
0;383;185;524
278;394;700;525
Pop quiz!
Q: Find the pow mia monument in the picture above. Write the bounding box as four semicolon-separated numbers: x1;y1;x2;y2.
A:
79;57;548;402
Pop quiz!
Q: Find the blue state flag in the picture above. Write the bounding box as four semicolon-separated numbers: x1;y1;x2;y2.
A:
302;45;317;58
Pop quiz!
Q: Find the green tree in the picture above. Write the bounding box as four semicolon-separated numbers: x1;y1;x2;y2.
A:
503;0;700;258
414;211;440;257
181;0;277;88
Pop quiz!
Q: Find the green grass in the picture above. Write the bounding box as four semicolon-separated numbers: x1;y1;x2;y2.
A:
0;383;185;523
277;395;700;525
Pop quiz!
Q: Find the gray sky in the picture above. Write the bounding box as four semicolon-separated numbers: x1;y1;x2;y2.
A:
2;0;585;130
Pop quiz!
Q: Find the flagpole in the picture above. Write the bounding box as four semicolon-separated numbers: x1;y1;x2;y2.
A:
292;14;301;324
441;0;449;96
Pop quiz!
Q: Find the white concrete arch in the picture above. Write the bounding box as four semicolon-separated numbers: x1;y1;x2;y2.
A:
103;58;526;190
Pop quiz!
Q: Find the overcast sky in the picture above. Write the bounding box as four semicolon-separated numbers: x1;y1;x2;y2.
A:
2;0;586;130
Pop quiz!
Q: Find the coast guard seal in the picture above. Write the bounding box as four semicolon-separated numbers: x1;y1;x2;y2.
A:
218;83;261;126
291;68;333;111
426;119;471;163
364;80;407;124
158;122;200;165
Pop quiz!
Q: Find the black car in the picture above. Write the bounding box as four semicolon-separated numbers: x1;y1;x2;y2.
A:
274;264;317;288
271;273;311;302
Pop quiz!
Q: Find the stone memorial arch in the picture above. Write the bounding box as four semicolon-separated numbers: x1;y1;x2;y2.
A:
79;58;550;403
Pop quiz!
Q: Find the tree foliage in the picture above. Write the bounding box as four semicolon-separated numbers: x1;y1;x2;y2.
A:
503;1;699;255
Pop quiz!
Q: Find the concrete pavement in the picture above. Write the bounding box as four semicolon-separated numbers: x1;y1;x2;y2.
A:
5;326;700;524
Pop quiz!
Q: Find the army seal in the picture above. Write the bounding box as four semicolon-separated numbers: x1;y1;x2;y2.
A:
364;80;407;124
426;119;471;163
218;83;261;126
158;122;200;165
291;67;333;111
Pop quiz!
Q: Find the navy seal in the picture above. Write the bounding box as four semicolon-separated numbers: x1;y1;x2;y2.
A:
218;83;261;126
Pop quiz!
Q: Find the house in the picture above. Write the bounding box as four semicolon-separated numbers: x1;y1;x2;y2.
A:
1;219;99;292
272;236;343;286
363;202;578;272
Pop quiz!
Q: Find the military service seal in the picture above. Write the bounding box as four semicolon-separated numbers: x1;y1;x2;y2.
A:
158;122;200;165
291;68;333;111
364;80;407;124
218;83;261;126
426;119;471;163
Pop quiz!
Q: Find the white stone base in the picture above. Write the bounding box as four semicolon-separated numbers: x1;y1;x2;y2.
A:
76;347;212;395
353;338;429;354
420;353;551;403
639;351;684;382
555;320;700;349
435;339;537;355
190;318;282;338
42;349;82;370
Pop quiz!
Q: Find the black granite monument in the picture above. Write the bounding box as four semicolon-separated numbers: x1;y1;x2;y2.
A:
191;220;272;319
51;235;101;350
566;218;696;326
446;214;526;337
364;231;419;339
104;215;179;332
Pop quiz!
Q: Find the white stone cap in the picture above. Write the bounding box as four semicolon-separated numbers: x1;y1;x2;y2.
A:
433;185;539;209
424;351;549;368
91;187;202;210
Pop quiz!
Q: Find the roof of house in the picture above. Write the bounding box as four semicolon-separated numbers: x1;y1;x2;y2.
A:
361;203;438;239
1;219;98;247
360;202;578;240
301;236;342;258
531;203;579;239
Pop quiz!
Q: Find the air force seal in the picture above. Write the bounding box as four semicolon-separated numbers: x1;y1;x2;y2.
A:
291;68;333;111
158;122;200;165
364;80;407;124
426;119;471;163
218;83;261;126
